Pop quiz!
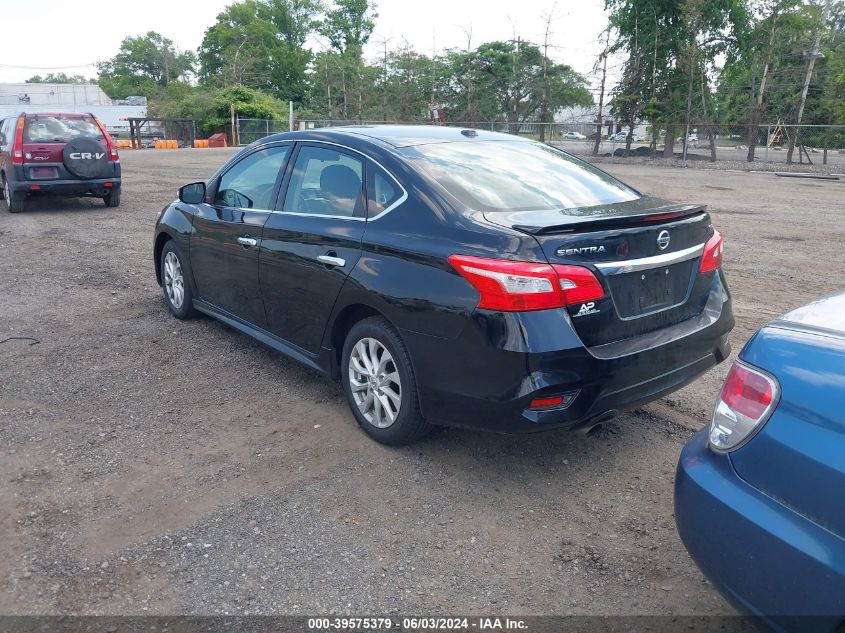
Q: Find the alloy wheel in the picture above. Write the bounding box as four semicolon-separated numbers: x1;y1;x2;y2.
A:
163;251;185;309
348;337;402;428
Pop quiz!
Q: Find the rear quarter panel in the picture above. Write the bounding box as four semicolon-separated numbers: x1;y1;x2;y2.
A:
732;325;845;539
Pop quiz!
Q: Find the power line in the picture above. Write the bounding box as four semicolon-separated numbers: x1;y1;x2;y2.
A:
0;62;97;70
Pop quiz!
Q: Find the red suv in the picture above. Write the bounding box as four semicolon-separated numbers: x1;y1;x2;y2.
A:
0;112;121;213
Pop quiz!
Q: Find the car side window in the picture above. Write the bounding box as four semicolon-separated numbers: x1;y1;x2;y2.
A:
214;145;289;210
282;145;364;217
367;163;403;217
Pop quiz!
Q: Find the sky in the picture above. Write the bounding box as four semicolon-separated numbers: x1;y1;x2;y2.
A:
0;0;618;96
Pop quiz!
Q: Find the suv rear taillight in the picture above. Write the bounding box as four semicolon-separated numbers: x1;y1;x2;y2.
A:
93;116;119;161
11;115;24;164
709;360;779;452
699;229;723;272
448;254;605;312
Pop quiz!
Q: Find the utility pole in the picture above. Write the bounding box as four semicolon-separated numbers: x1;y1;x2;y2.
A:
787;27;823;163
377;37;391;122
539;6;555;143
508;34;521;134
592;31;609;156
747;9;779;162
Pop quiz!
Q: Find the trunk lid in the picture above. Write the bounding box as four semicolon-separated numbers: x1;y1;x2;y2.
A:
485;196;715;347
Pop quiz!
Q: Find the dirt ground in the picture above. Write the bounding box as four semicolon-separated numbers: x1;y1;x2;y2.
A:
1;148;843;617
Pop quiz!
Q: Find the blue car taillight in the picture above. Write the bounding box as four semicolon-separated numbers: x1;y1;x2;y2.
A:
709;360;779;452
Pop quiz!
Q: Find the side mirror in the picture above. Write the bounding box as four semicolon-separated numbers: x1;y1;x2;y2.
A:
178;182;206;204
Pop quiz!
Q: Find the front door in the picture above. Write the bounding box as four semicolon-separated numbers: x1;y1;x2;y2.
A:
259;143;367;354
190;143;290;327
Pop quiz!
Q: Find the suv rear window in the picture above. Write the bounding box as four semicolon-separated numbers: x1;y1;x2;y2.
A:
403;140;640;212
24;115;104;144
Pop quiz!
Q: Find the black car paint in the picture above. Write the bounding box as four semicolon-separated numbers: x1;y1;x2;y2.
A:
154;127;734;433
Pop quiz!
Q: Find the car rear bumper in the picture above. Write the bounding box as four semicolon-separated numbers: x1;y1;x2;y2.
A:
10;178;121;197
675;430;845;631
404;272;734;433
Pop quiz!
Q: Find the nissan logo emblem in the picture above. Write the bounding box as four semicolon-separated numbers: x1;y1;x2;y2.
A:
657;230;671;250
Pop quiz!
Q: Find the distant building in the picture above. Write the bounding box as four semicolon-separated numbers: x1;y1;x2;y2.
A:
555;105;648;140
0;83;147;133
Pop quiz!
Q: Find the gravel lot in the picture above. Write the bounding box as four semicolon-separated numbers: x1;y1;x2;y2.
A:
1;148;843;617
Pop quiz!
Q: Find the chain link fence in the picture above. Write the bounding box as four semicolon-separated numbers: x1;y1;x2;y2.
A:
236;118;291;146
243;118;845;171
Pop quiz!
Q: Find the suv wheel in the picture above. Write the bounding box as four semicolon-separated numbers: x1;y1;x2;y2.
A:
103;189;121;208
341;317;432;445
3;178;25;213
160;241;196;319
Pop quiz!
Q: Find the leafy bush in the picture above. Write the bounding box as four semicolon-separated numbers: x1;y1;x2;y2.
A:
150;85;288;137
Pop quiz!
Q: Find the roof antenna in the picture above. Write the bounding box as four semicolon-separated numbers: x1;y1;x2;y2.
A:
460;129;478;137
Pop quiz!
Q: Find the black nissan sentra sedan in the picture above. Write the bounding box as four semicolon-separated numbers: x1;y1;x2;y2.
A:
153;126;734;445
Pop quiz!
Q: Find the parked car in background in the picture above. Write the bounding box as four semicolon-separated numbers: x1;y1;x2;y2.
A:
676;290;845;631
562;131;586;140
154;126;733;445
0;112;121;213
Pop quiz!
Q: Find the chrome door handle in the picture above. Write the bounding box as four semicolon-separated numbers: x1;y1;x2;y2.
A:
237;236;258;247
317;255;346;267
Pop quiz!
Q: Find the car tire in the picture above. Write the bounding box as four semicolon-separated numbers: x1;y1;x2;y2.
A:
342;317;432;445
3;178;25;213
103;189;121;208
160;241;196;320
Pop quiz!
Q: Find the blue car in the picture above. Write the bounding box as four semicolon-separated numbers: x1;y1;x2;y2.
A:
675;290;845;632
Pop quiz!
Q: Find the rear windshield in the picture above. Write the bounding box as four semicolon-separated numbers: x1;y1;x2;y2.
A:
402;140;640;212
24;115;104;143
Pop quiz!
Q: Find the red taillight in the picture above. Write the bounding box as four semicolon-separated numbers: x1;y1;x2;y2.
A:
530;396;565;409
709;360;779;452
553;264;606;305
11;115;24;164
699;229;723;273
719;362;773;420
93;115;119;162
448;254;604;312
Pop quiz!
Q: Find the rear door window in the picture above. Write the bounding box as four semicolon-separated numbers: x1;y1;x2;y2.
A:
281;145;364;218
366;164;403;217
23;115;104;143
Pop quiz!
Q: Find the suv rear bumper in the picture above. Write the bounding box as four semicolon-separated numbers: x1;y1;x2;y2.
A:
10;177;121;198
404;271;733;433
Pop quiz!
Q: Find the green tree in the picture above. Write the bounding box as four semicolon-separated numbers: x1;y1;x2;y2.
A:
319;0;377;57
154;85;287;136
458;41;591;128
198;0;320;103
607;0;748;157
26;73;93;84
97;31;196;98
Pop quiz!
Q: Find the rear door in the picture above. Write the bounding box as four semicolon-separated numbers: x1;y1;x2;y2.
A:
258;143;369;354
190;143;291;327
